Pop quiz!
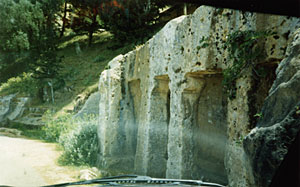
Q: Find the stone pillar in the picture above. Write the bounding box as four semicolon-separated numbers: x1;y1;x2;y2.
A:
98;55;136;174
180;74;205;180
167;72;227;185
166;78;186;179
224;71;255;187
145;75;170;177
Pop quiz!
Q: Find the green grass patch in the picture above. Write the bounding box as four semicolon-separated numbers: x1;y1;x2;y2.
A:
0;30;136;112
47;31;136;112
8;122;44;140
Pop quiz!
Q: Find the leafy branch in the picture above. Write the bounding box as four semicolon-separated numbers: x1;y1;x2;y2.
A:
222;30;275;99
197;36;210;50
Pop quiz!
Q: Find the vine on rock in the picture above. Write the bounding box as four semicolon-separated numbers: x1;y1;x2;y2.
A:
222;30;275;99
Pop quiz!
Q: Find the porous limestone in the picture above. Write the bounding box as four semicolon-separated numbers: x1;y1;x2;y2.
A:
243;28;300;187
74;92;100;119
97;5;300;186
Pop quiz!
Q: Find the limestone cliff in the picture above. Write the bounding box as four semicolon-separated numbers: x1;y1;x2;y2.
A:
243;29;300;187
97;5;300;186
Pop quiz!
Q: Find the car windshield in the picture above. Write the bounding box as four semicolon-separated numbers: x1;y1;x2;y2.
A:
0;0;299;187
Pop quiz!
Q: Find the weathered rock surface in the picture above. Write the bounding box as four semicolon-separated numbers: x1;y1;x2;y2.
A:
243;28;300;187
97;5;300;186
0;94;31;126
78;167;100;180
74;92;100;119
0;94;48;126
0;127;22;137
0;94;16;125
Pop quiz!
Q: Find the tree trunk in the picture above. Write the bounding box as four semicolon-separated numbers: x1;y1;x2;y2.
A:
183;3;187;15
88;30;93;47
88;14;97;47
60;2;68;38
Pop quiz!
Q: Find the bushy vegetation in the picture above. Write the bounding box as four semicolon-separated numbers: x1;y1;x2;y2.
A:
42;111;76;142
222;30;275;99
100;0;167;41
42;112;99;166
0;72;39;96
59;115;99;166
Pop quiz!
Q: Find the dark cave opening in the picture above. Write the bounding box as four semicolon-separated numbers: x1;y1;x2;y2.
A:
270;131;300;187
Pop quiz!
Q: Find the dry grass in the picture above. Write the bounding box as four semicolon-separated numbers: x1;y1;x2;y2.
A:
41;31;136;114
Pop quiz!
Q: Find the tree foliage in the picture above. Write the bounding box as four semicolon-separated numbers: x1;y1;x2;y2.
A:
68;0;103;46
0;0;64;94
61;0;169;43
0;0;44;53
100;0;167;41
0;0;45;82
29;30;63;81
0;0;170;84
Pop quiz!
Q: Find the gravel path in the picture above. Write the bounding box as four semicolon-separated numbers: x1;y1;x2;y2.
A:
0;134;79;187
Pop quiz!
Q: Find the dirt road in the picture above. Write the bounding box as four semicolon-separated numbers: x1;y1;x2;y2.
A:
0;134;80;187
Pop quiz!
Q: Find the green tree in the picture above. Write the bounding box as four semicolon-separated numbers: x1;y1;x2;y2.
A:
0;0;45;52
100;0;167;41
29;31;63;81
60;1;69;37
0;0;64;100
68;0;103;46
0;0;45;82
36;0;64;26
28;21;65;102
